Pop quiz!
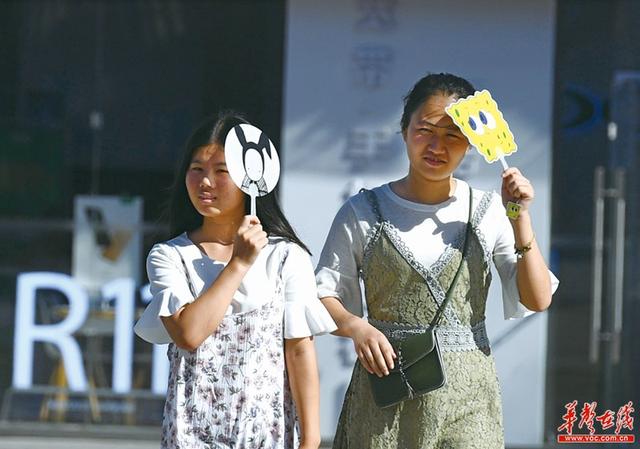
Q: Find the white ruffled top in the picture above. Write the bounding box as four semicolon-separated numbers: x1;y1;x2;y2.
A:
135;233;337;344
315;180;559;320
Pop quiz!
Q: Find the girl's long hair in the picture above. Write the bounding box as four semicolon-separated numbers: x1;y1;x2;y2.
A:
166;111;310;254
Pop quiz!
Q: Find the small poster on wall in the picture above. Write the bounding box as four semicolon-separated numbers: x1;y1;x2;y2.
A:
72;195;143;298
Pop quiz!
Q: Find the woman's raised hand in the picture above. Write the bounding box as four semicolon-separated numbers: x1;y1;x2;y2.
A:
501;167;535;212
349;318;396;377
232;215;268;268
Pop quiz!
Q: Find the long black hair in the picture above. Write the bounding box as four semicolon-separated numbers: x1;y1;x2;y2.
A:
167;110;310;254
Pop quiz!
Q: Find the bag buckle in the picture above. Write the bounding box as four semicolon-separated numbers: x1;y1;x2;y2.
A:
396;347;415;399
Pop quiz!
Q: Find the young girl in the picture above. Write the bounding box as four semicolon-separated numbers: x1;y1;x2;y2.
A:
135;112;336;449
315;73;559;448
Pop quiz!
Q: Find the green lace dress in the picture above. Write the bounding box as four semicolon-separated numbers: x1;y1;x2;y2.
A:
319;185;507;449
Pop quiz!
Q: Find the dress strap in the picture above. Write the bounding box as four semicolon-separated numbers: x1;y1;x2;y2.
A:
276;244;289;293
471;191;494;228
360;188;383;223
469;190;495;263
175;246;198;299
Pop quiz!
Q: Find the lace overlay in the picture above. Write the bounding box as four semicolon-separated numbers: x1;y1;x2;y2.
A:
332;189;504;449
333;353;503;449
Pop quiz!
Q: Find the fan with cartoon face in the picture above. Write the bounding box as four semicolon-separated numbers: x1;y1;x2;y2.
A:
445;90;521;219
224;124;281;216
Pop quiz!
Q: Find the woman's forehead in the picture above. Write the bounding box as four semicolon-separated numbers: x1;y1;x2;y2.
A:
192;143;225;161
415;115;458;128
415;94;456;115
412;95;457;123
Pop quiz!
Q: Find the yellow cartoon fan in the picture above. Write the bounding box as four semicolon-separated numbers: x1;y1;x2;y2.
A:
445;90;521;219
445;89;517;169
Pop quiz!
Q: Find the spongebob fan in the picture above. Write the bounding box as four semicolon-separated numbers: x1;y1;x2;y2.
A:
445;90;521;219
445;89;517;165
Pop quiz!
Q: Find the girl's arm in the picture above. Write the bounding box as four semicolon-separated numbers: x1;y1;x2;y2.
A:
284;337;321;449
161;216;267;350
502;168;552;311
321;296;395;377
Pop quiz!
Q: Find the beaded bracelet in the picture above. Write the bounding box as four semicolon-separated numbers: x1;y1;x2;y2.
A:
515;234;535;259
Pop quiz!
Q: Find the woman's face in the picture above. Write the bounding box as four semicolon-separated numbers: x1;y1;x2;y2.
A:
403;93;470;183
185;144;245;220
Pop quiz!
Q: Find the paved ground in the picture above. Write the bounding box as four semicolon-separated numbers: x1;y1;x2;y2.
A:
0;422;161;449
0;436;562;449
0;423;333;449
0;437;159;449
0;436;334;449
0;424;556;449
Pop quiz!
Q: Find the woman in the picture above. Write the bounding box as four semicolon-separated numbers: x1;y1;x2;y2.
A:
135;111;336;449
316;73;558;448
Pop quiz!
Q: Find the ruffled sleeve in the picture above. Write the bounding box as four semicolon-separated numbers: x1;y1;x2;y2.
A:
281;243;337;339
134;243;194;344
315;200;366;316
490;195;560;319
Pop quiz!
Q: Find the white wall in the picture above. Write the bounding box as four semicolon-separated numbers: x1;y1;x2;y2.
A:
282;1;556;445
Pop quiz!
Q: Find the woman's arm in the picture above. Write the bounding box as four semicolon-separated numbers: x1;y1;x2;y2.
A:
284;337;321;449
161;216;267;350
510;211;552;311
502;168;552;311
321;296;395;377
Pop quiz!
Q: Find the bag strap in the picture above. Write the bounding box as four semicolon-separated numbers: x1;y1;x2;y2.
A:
429;185;473;328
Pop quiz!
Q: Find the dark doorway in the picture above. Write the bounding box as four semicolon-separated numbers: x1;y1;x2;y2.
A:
548;0;640;445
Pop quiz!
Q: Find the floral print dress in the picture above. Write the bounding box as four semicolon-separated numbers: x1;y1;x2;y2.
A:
134;236;337;449
162;289;297;449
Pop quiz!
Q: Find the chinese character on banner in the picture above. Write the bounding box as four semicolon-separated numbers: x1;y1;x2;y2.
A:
596;409;616;431
351;45;394;90
616;401;635;434
578;401;597;435
557;400;578;435
355;0;397;32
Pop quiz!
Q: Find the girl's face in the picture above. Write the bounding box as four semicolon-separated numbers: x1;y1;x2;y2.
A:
185;144;245;220
403;93;470;183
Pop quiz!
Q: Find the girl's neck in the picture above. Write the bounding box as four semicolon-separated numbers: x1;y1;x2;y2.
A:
394;173;457;205
193;215;243;245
